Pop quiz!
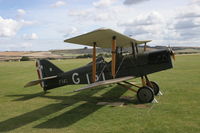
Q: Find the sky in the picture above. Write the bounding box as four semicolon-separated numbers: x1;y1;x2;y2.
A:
0;0;200;51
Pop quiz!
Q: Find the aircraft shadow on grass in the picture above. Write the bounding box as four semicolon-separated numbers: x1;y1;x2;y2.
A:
0;85;137;132
7;91;50;101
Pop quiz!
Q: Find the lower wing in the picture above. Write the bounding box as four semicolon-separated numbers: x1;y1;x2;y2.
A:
70;76;135;93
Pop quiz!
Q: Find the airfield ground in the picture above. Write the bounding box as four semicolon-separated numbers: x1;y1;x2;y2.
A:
0;55;199;133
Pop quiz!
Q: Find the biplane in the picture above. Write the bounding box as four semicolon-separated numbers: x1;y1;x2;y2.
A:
25;28;175;103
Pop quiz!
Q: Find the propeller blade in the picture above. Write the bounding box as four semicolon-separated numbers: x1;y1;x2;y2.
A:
171;51;175;61
168;45;175;61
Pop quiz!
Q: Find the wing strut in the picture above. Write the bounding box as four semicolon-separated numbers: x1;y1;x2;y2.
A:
112;36;116;78
135;42;138;54
131;42;136;58
92;42;97;83
144;42;147;51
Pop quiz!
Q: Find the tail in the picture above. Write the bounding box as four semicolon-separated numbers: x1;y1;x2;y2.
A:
25;59;64;91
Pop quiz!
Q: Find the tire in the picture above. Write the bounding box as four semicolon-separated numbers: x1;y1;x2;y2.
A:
137;86;154;103
146;81;160;95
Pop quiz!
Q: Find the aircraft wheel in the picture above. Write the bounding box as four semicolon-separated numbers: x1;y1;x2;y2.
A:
146;81;160;95
137;86;154;103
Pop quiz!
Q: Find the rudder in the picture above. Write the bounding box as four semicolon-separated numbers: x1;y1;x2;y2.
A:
36;59;64;91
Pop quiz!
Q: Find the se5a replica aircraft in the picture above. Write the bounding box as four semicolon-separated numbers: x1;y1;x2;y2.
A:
25;28;175;103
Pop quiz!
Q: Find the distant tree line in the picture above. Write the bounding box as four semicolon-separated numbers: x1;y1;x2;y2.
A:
20;56;30;61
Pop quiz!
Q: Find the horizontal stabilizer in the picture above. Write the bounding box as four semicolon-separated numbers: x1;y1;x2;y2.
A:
69;76;134;93
24;75;58;88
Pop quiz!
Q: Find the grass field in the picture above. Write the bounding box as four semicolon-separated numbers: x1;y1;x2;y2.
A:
0;55;200;133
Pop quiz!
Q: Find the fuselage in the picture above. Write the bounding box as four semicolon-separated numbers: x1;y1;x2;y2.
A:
43;49;173;91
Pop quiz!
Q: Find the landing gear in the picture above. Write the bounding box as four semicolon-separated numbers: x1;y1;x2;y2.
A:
43;90;47;94
146;81;160;95
143;75;160;95
120;75;160;103
43;89;48;94
137;86;154;103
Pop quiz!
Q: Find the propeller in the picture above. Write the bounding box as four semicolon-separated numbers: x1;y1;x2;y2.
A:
168;45;175;61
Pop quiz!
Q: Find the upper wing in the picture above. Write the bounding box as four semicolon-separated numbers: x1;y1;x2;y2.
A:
64;28;151;48
70;76;135;93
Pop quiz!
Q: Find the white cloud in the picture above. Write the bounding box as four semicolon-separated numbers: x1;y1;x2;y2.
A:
177;4;200;19
63;27;78;37
20;42;33;48
120;11;166;37
0;16;36;38
23;33;39;40
173;1;200;41
20;20;37;26
68;9;91;17
123;0;150;5
174;19;200;29
0;16;23;37
64;0;200;47
93;0;117;8
116;1;200;46
119;11;164;26
17;9;26;18
2;0;200;51
68;5;124;23
190;0;200;5
94;13;111;21
51;1;66;8
0;38;33;51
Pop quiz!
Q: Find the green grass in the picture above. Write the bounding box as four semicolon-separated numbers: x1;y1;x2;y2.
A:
0;55;200;133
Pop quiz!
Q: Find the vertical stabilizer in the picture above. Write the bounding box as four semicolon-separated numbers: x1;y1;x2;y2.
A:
36;59;64;91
